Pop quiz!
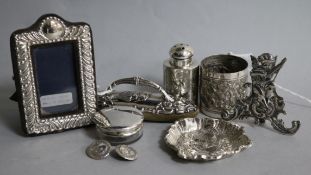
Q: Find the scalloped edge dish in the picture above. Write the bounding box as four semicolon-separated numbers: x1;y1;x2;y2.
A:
164;118;252;161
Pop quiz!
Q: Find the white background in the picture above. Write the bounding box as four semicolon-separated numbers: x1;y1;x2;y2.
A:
0;0;310;175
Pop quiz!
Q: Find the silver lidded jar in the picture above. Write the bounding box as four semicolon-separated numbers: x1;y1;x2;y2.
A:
163;43;199;104
93;106;144;145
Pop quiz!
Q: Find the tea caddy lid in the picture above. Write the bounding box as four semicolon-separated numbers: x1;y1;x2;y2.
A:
169;43;194;67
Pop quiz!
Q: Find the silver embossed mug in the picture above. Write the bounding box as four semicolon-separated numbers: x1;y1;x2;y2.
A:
200;54;248;118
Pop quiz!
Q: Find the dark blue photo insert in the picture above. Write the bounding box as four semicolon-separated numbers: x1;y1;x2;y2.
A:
32;42;81;117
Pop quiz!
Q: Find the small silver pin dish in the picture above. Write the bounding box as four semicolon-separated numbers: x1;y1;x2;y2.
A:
164;118;252;161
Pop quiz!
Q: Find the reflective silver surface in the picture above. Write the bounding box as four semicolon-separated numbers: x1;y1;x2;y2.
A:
221;53;300;134
86;140;112;160
165;118;252;161
164;43;199;104
98;77;198;122
97;127;143;145
41;18;65;39
169;43;194;60
93;106;144;144
200;55;248;118
115;145;138;161
11;15;96;134
96;106;143;132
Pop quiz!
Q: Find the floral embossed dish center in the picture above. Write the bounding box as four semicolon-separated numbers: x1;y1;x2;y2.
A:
179;130;232;155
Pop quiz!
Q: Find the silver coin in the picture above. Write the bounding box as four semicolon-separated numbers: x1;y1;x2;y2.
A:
115;145;137;161
86;140;112;160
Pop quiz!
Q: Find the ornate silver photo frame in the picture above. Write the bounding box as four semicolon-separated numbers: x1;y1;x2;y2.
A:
10;14;97;135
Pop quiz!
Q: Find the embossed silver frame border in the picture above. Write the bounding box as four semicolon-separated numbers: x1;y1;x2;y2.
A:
10;14;97;135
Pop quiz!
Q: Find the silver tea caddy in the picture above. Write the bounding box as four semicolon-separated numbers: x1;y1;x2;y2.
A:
200;54;249;118
163;43;199;104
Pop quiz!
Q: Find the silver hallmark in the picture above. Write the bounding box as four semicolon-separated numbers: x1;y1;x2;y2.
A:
164;43;199;104
115;145;138;161
221;53;300;134
86;140;112;160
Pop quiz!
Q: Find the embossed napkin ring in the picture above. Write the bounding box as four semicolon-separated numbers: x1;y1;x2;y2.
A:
200;55;249;118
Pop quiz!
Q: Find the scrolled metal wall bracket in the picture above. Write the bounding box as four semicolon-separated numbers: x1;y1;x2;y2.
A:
221;53;300;135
